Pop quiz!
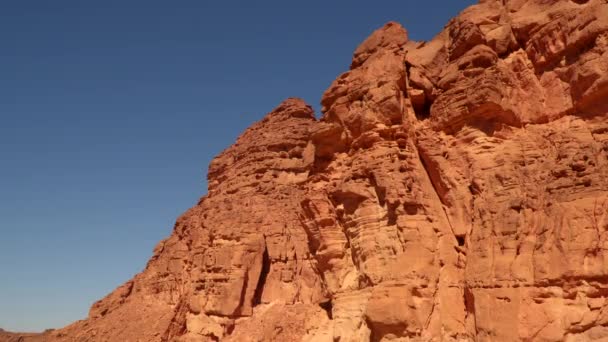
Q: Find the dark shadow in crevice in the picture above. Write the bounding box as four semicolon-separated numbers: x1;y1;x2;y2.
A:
387;202;398;226
319;300;333;319
403;203;419;215
404;60;432;121
413;99;431;121
456;235;465;247
468;182;481;196
311;156;333;175
252;247;270;307
225;322;235;336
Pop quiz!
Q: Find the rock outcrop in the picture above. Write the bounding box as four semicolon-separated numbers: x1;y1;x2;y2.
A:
6;0;608;341
0;329;45;342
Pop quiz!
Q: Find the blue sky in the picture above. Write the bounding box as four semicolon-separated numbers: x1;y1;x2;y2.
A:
0;0;476;332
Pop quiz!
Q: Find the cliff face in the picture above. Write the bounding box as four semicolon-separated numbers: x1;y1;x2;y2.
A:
16;0;608;341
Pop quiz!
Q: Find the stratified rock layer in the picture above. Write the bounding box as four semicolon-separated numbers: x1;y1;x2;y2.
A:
8;0;608;341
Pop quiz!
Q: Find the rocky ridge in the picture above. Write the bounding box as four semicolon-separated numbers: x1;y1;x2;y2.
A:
5;0;608;341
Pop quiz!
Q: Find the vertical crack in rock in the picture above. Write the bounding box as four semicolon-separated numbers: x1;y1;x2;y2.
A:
252;243;270;307
463;286;477;336
415;141;459;241
403;57;431;121
386;202;398;226
161;299;188;342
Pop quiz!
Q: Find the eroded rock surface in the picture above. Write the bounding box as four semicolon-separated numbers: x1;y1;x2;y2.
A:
6;0;608;341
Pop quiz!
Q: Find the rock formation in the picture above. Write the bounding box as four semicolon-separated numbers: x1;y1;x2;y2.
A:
0;329;46;342
5;0;608;341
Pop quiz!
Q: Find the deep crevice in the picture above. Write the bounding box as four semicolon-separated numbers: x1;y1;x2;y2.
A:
456;235;465;247
416;147;448;207
468;182;481;196
387;202;398;225
319;300;333;319
160;299;188;342
404;203;419;215
414;99;432;120
404;60;432;120
311;156;333;175
226;323;235;335
236;268;250;314
464;286;477;335
252;246;270;307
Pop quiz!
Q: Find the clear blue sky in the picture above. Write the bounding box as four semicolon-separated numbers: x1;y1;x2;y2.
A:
0;0;476;332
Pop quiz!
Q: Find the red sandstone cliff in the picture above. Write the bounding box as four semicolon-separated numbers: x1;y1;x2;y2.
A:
7;0;608;341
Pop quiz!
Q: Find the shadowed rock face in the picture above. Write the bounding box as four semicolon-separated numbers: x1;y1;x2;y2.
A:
6;0;608;341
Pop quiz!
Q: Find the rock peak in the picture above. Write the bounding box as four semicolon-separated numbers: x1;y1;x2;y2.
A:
351;21;409;68
264;97;315;121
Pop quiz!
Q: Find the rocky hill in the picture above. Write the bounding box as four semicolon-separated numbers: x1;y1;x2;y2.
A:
4;0;608;341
